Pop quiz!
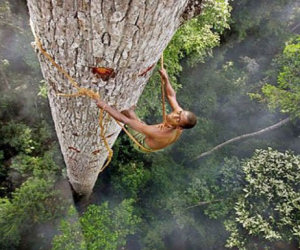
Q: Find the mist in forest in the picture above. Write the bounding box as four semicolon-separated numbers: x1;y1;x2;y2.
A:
0;0;44;124
0;2;77;248
181;0;299;156
1;0;299;249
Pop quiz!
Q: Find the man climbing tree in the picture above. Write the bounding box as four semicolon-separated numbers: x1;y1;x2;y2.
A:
96;68;197;152
26;0;218;197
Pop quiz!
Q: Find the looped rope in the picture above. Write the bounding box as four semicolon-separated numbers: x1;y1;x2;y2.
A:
160;54;167;124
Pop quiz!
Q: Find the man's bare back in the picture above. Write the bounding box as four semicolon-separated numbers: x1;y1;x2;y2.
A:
96;69;197;151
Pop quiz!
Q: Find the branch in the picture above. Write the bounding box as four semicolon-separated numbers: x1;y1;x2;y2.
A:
194;117;291;161
180;0;202;24
185;199;223;210
291;22;300;32
0;66;10;90
0;21;23;33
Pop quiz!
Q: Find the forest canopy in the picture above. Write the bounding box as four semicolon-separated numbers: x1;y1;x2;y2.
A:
0;0;299;249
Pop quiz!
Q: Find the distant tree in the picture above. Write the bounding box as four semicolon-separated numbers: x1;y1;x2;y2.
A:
0;122;36;155
111;161;151;199
0;118;65;249
225;148;300;249
0;177;65;248
261;35;300;119
53;199;141;250
230;0;298;41
52;206;86;250
164;157;244;225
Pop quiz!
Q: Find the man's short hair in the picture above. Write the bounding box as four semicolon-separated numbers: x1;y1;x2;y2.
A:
181;111;197;129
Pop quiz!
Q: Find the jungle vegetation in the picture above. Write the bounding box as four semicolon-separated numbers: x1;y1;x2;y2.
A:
0;0;299;249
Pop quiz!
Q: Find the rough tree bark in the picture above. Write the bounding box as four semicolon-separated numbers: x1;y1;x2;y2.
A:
27;0;202;197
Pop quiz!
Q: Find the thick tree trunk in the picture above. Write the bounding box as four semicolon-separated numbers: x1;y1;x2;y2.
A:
27;0;201;196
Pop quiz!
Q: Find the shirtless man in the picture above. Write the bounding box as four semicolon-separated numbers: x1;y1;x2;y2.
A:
96;68;197;151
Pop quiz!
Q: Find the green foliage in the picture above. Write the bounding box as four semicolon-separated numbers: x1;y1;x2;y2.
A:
10;150;61;178
0;177;65;248
0;122;36;154
0;150;4;180
231;0;296;41
166;0;230;71
0;120;53;156
111;162;151;199
53;199;141;250
0;119;63;248
171;0;231;66
1;0;299;249
166;178;216;224
0;150;4;162
0;1;12;26
261;36;300;118
0;2;68;249
165;156;244;225
226;148;300;249
178;0;299;161
220;157;244;195
1;58;9;67
38;80;48;98
52;206;87;250
141;223;167;250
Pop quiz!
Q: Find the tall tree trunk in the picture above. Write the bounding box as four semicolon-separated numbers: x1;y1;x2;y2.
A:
27;0;201;197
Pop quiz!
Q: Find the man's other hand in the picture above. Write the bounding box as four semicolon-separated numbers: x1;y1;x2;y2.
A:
96;99;107;110
159;69;168;82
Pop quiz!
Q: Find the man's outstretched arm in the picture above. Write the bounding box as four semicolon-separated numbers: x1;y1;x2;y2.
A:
159;69;181;111
96;99;158;137
96;99;129;124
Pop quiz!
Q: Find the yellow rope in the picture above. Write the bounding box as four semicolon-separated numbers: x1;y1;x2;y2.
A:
99;109;113;170
35;36;157;161
35;38;80;90
160;54;167;124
